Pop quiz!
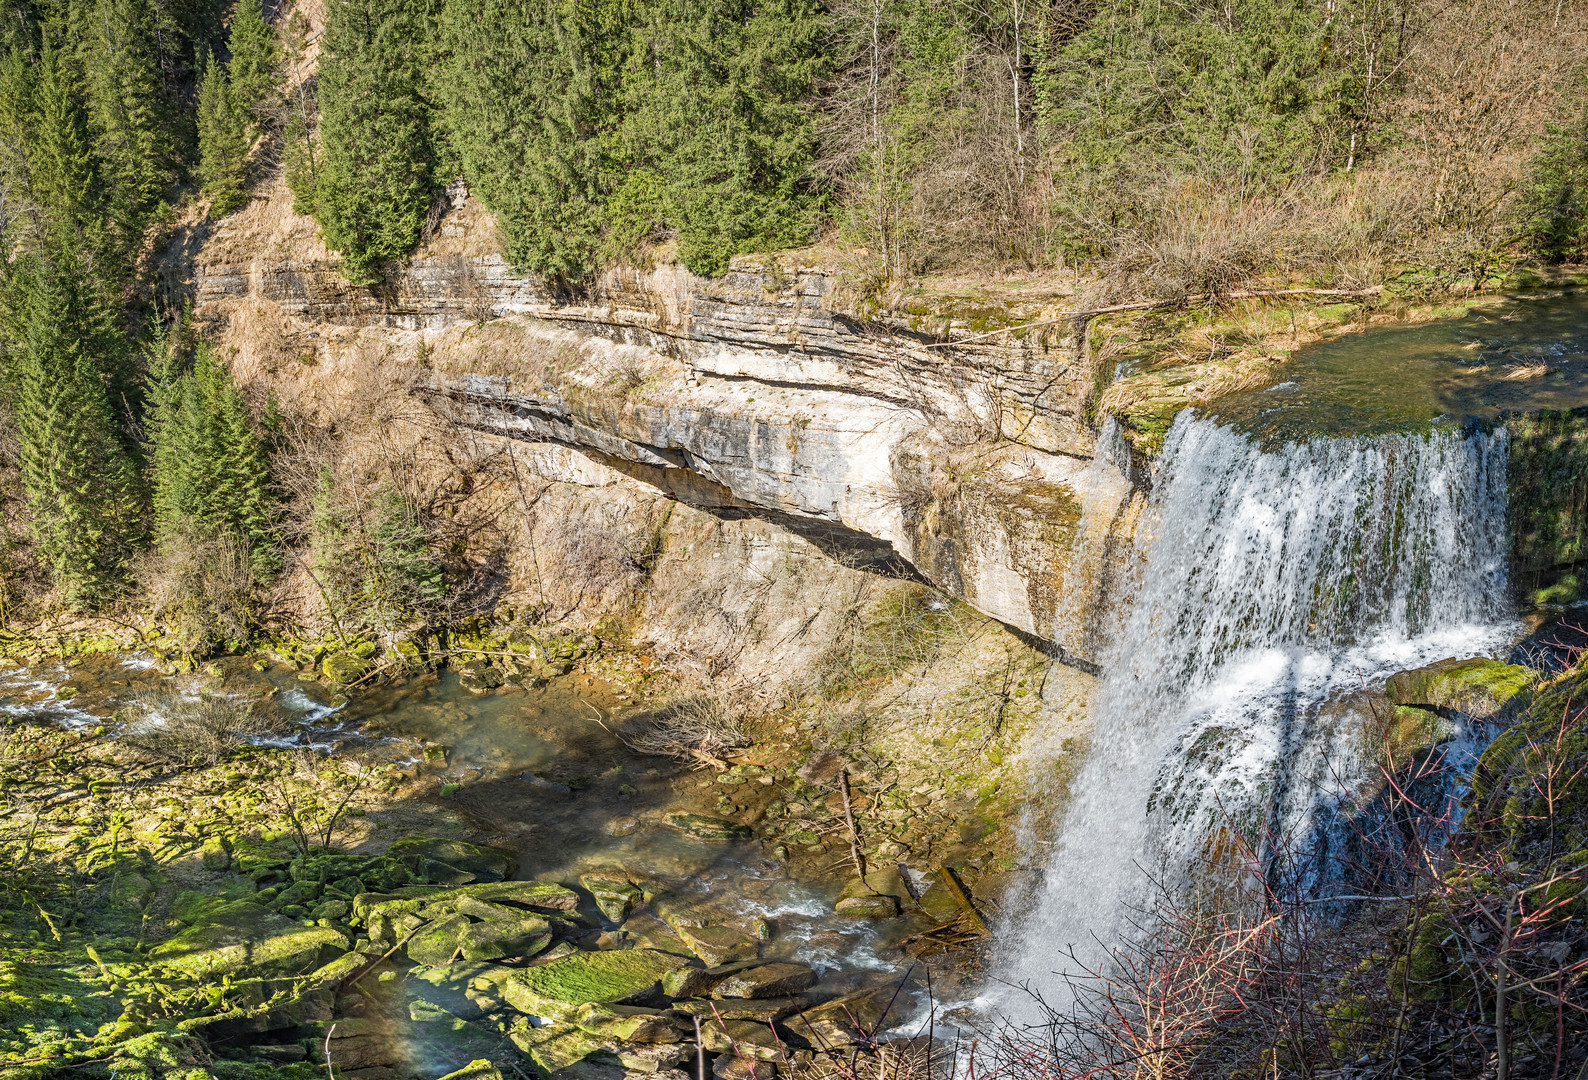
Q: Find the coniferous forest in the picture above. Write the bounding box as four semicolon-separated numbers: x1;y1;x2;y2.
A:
0;0;1582;616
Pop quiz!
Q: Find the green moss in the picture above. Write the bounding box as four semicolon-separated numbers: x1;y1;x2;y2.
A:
149;901;348;977
502;948;687;1020
1386;658;1535;718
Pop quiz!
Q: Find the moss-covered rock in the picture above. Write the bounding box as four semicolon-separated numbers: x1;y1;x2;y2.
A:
458;912;554;961
502;948;688;1020
437;1061;507;1080
321;652;370;685
709;961;817;999
387;836;517;882
1386;657;1534;718
571;1002;692;1043
579;873;643;923
509;1020;609;1073
664;813;752;840
150;901;349;977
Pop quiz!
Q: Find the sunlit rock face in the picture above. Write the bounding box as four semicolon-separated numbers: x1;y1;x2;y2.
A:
197;247;1140;667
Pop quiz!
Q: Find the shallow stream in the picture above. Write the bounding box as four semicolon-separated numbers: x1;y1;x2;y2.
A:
0;652;943;1057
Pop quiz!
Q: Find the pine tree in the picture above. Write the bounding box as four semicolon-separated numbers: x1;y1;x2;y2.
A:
197;50;251;216
13;249;142;609
314;0;437;283
227;0;281;126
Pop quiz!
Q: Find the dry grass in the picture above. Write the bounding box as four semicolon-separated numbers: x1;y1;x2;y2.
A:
615;694;749;761
120;687;288;765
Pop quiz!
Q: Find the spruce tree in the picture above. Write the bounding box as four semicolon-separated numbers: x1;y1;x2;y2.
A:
227;0;281;126
147;337;275;572
72;0;180;256
197;51;251;216
314;0;437;283
13;249;142;609
27;46;110;259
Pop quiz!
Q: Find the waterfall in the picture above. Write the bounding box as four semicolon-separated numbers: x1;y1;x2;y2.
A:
995;410;1516;1019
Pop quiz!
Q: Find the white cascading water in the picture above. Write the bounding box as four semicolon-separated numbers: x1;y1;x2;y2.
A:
995;410;1517;1020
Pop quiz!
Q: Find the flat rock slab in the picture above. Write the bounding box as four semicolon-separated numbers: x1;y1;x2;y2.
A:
505;948;689;1020
711;963;817;1000
150;901;348;977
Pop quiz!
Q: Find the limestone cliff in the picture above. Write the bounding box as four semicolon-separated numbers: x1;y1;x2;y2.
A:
184;184;1142;669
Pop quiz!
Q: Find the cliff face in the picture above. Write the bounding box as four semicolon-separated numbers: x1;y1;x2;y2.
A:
189;193;1141;667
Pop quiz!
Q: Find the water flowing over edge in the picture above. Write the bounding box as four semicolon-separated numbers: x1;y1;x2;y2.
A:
989;411;1518;1023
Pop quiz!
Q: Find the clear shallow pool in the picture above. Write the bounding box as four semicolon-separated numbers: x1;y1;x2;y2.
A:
1212;290;1588;440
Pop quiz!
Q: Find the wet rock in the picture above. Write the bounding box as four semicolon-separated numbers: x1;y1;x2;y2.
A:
511;1021;609;1073
607;816;641;837
582;873;644;923
698;1018;786;1060
409;962;521;1019
1386;657;1534;718
458;662;504;694
503;947;689;1020
661;959;759;999
177;987;335;1040
710;962;816;1000
664;814;752;841
782;986;902;1047
572;1002;693;1043
412;1013;511;1069
388;836;518;882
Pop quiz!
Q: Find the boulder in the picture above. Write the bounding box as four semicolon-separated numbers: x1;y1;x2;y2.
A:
833;871;905;919
150;901;348;977
670;924;760;966
660;960;760;999
572;1002;693;1043
503;948;689;1021
698;1018;787;1061
710;963;816;1000
407;913;472;966
459;914;554;961
1386;658;1534;718
604;1042;692;1072
664;814;752;841
581;873;644;923
782;987;901;1048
